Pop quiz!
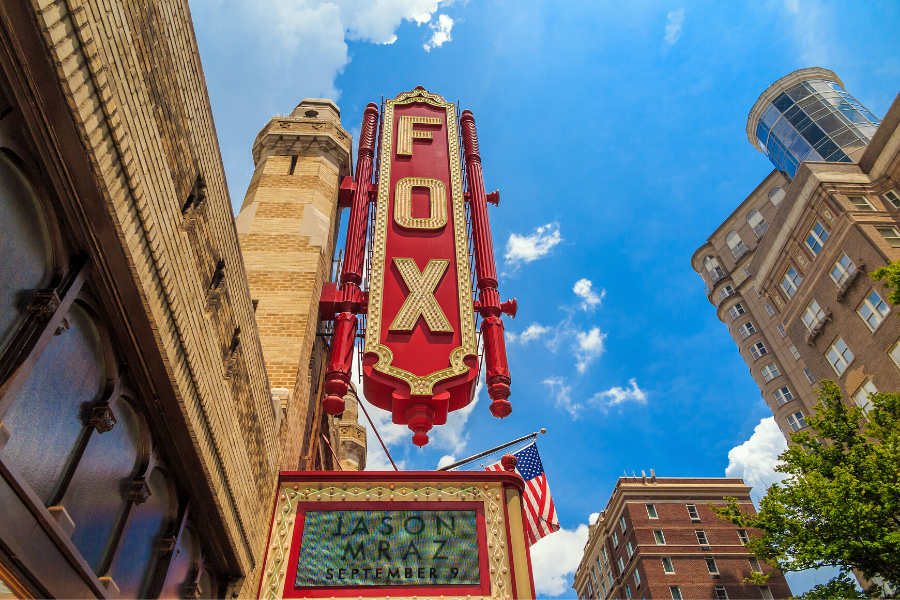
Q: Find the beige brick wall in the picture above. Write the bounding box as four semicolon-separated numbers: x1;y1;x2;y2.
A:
26;0;281;587
235;102;352;472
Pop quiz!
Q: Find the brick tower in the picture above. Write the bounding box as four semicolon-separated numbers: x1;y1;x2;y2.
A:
235;99;356;470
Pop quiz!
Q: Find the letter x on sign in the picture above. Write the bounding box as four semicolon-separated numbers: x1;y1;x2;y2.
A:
390;258;453;333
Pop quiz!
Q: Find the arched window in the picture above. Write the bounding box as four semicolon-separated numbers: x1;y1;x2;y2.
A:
108;466;176;598
0;151;54;355
769;186;785;206
704;256;725;282
160;525;199;599
726;232;749;261
62;397;145;573
2;302;107;505
747;210;769;239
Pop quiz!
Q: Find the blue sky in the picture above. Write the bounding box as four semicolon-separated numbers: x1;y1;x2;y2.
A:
191;0;900;595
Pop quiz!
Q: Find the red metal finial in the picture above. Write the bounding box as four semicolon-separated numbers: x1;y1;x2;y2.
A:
500;453;517;472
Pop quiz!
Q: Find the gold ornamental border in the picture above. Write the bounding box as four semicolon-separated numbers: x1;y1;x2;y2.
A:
365;89;477;397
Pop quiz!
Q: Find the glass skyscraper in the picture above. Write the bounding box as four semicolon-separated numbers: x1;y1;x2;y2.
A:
747;68;881;179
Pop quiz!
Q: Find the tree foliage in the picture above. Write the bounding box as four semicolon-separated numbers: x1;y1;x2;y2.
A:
870;261;900;309
712;381;900;597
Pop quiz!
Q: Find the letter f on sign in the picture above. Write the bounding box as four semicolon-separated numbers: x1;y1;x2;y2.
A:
390;258;453;333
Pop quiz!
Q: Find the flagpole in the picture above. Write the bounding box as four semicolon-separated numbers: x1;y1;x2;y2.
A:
436;428;546;471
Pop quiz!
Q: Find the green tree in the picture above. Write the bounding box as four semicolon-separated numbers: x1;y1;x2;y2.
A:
870;261;900;308
712;381;900;598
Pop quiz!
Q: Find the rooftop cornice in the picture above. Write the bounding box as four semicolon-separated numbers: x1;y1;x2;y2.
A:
252;117;352;171
746;67;843;154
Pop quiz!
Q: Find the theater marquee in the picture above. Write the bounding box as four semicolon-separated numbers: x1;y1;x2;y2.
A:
259;471;536;599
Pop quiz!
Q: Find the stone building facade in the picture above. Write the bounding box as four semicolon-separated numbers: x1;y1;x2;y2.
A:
0;0;363;597
693;67;900;441
573;476;792;600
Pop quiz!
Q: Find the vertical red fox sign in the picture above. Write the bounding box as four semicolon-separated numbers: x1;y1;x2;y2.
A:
321;87;515;447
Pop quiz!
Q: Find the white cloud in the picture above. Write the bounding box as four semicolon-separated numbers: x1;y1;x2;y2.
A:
437;455;456;469
589;512;600;525
194;0;458;101
542;377;581;419
517;323;551;343
504;222;562;269
725;417;788;502
664;8;685;45
574;327;606;373
530;522;590;596
590;379;647;411
423;14;454;51
573;278;604;310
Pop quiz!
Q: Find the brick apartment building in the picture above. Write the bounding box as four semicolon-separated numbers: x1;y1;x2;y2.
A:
692;67;900;441
573;476;791;600
0;0;363;597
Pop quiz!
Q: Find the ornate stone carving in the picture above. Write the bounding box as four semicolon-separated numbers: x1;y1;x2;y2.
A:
224;327;241;379
29;289;60;321
89;404;118;433
129;477;152;505
205;259;226;312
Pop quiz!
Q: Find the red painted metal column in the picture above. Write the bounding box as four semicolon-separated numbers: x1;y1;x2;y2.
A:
322;102;379;415
460;110;513;419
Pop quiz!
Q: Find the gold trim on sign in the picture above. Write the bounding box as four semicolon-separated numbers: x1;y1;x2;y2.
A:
365;89;477;396
393;177;448;230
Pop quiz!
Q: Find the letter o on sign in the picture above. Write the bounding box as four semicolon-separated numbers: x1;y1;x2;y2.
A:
394;177;447;230
403;515;425;535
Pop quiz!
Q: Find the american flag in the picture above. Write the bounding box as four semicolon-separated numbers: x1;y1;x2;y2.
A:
486;442;559;546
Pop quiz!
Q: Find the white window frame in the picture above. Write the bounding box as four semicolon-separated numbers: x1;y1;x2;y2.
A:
765;302;776;317
620;515;627;533
646;504;658;519
661;556;675;574
654;530;666;545
790;345;801;360
802;299;826;331
761;586;775;600
858;289;889;332
787;411;808;432
670;586;683;600
686;504;700;520
884;190;900;209
626;541;633;558
695;530;708;545
618;556;625;572
719;285;735;300
750;342;768;361
878;227;900;247
773;386;794;406
781;266;801;299
830;253;856;286
777;324;786;337
805;221;829;255
748;209;768;239
727;231;749;261
634;569;641;588
848;195;875;211
749;556;762;573
706;557;719;574
738;529;750;544
826;337;854;376
612;531;618;547
761;363;780;383
738;321;756;339
853;379;877;414
729;303;745;320
715;586;729;600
